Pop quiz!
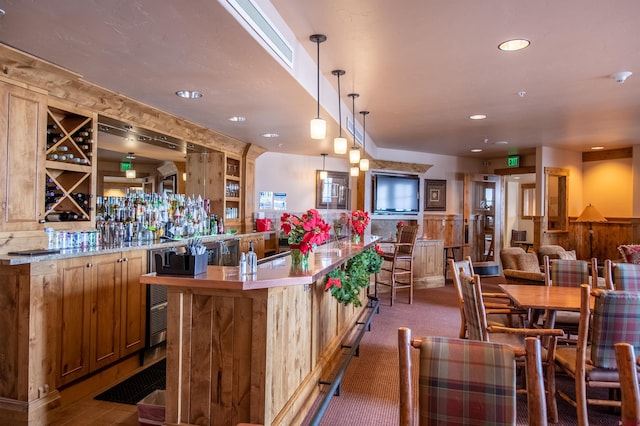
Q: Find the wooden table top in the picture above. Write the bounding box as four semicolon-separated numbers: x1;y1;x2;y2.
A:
499;284;593;311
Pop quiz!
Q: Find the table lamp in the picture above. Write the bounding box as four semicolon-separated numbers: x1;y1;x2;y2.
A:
575;204;607;259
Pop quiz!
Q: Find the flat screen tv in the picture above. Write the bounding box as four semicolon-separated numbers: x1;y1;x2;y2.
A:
372;173;420;214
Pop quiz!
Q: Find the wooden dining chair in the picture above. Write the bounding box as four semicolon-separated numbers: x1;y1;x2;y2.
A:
398;329;549;426
604;259;640;291
374;224;419;306
614;342;640;424
448;257;524;339
554;284;640;426
541;256;599;336
458;270;563;422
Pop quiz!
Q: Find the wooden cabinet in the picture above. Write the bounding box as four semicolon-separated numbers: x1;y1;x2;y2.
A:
378;239;445;289
57;256;93;386
263;231;279;257
0;80;47;231
44;101;97;227
57;250;146;385
207;151;242;227
119;249;146;357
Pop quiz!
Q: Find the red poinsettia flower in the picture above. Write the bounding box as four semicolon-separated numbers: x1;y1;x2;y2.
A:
325;277;342;291
374;244;384;255
349;210;370;235
280;208;331;255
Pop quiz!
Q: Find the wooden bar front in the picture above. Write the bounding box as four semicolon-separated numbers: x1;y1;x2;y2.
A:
140;239;379;425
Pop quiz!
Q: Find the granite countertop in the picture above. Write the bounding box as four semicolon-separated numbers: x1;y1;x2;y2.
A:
0;231;275;266
140;236;381;291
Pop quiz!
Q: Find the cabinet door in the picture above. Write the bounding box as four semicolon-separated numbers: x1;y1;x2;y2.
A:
57;257;92;386
90;253;122;371
0;81;46;231
120;249;146;356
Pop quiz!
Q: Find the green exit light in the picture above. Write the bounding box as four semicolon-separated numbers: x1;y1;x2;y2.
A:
507;155;520;168
120;162;132;171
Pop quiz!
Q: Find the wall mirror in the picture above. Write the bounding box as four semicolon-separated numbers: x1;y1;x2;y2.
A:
520;183;536;219
97;115;200;196
545;167;568;232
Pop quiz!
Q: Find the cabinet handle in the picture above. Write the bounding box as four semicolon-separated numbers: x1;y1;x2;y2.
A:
86;263;92;268
117;258;123;263
122;257;128;262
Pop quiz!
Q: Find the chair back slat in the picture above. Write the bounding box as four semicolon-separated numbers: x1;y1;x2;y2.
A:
549;259;590;287
613;262;640;291
591;289;640;368
459;271;488;342
417;336;516;425
397;225;419;255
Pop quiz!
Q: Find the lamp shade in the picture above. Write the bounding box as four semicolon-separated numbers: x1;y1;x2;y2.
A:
334;137;347;154
310;118;326;140
350;166;360;176
349;147;361;164
125;169;137;179
575;204;607;223
319;170;328;180
359;158;369;171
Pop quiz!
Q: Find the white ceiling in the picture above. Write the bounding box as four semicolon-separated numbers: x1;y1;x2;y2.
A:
0;0;639;162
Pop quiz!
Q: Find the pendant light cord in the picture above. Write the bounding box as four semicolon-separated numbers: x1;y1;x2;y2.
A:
337;74;342;136
316;40;321;119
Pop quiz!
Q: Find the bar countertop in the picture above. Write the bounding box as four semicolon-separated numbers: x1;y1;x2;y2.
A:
140;236;381;291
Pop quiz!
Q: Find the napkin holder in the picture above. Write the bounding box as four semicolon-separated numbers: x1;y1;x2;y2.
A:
155;252;207;276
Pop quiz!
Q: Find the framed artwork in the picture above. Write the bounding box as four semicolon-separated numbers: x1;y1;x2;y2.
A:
316;171;350;210
425;179;446;211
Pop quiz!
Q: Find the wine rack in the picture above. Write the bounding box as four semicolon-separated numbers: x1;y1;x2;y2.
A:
44;104;96;223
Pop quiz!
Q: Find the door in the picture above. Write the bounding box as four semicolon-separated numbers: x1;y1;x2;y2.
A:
464;174;503;262
57;257;92;386
90;253;122;371
120;249;146;356
0;81;46;231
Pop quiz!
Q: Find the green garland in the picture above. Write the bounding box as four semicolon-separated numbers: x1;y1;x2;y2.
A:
325;247;383;307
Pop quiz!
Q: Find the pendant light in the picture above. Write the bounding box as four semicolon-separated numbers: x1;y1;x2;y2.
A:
310;34;327;140
359;111;370;171
332;70;347;154
319;153;328;180
350;165;360;177
348;93;360;164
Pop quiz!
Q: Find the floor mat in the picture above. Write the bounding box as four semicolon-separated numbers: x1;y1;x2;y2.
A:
94;359;166;405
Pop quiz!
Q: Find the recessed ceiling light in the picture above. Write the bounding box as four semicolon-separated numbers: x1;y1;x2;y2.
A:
228;116;246;122
471;148;483;153
498;39;530;51
261;133;279;138
591;146;605;150
495;140;509;145
469;114;487;120
175;90;203;99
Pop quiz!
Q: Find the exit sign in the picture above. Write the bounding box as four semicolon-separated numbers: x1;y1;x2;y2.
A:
120;162;132;171
507;155;520;167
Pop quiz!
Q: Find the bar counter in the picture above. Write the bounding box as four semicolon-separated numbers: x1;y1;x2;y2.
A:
140;237;380;426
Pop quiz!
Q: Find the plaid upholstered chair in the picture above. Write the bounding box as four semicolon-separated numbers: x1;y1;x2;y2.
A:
374;225;419;306
604;259;640;291
615;342;640;424
398;330;549;425
554;285;640;426
458;271;563;422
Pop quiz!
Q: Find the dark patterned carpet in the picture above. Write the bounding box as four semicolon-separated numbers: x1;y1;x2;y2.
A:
94;359;166;405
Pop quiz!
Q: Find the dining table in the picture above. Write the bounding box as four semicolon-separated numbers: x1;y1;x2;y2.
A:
499;284;595;328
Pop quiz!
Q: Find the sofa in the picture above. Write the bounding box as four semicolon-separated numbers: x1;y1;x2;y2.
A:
500;247;545;285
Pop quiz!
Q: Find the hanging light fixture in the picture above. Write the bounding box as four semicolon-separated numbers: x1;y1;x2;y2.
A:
319;153;328;180
350;165;360;177
348;93;360;164
310;34;327;140
125;152;136;179
332;70;347;154
359;111;370;171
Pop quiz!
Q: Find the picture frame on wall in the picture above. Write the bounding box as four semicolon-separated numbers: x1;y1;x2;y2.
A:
425;179;446;211
316;171;350;210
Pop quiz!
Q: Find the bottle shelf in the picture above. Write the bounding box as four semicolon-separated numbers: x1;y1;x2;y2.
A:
44;105;95;223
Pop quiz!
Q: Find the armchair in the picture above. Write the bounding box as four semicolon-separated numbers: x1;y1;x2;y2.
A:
554;285;640;425
604;259;640;291
500;247;545;285
398;330;549;426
